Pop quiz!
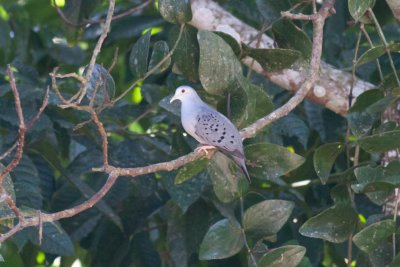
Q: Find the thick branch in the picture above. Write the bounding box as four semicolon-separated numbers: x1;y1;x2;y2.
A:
386;0;400;21
0;172;119;243
189;0;374;116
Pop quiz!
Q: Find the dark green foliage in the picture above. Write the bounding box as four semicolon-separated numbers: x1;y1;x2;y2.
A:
0;0;399;266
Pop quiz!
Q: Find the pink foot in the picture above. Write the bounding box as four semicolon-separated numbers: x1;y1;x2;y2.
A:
195;145;216;154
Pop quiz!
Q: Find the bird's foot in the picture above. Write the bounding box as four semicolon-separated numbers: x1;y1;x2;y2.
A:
195;145;216;155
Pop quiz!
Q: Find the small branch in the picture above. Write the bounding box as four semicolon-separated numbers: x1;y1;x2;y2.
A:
0;172;119;243
73;0;116;104
0;65;26;185
111;23;186;104
89;109;109;166
242;0;336;139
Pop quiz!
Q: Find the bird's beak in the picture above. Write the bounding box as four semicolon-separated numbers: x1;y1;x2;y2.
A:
170;94;177;103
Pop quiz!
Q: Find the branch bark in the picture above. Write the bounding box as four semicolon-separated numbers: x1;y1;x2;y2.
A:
386;0;400;21
189;0;374;116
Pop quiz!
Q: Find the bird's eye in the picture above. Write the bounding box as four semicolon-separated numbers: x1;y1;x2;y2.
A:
181;89;185;93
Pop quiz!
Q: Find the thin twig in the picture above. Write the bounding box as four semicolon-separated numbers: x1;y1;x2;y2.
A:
0;66;26;185
73;0;116;104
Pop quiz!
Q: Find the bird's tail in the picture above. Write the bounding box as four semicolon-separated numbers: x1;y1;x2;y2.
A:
233;156;251;183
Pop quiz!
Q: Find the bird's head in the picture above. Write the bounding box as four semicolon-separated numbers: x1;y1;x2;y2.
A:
170;85;199;103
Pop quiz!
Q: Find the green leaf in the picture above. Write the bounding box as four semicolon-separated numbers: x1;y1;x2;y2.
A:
272;20;312;59
272;114;309;148
358;128;400;153
243;200;294;238
243;46;301;72
299;204;358;243
353;219;395;253
258;245;306;267
84;64;115;105
256;0;291;24
11;156;43;209
0;18;11;51
242;81;273;125
379;71;400;92
313;142;345;184
149;41;170;74
61;0;101;26
348;0;375;21
175;159;208;184
0;163;16;218
352;164;398;205
199;218;244;260
169;25;199;81
159;0;192;24
129;31;151;79
198;30;242;95
216;82;248;127
164;172;209;212
356;45;385;66
207;152;249;203
245;143;305;180
214;31;241;56
38;145;123;228
347;89;396;137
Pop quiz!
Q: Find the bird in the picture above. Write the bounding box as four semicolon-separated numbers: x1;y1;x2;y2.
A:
170;85;251;182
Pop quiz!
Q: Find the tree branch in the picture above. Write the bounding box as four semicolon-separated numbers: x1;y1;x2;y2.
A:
189;0;374;116
386;0;400;21
0;0;338;244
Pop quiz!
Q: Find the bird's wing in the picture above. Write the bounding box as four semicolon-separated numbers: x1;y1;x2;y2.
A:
194;107;244;159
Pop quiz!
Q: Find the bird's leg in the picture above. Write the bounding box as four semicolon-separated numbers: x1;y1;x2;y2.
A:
195;144;216;155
